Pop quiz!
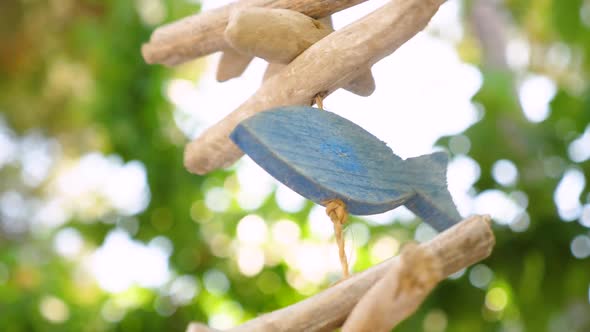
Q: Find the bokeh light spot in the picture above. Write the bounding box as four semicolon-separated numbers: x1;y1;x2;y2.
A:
448;268;466;280
39;296;69;323
415;223;437;243
272;219;301;246
570;235;590;259
518;74;556;123
308;206;335;240
485;287;508;312
275;184;306;213
580;205;590;228
205;187;231;212
469;264;494;289
154;296;176;317
168;275;200;306
492;159;518;186
237;245;265;277
90;230;171;293
423;309;448;332
474;190;522;225
449;135;471;155
506;37;530;70
237;214;268;245
370;236;400;264
509;213;530;232
101;299;126;323
209;300;243;330
53;228;83;259
568;125;590;162
203;269;230;296
135;0;166;26
554;169;585;221
347;223;370;247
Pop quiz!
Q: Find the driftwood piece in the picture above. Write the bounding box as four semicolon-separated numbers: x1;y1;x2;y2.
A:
184;0;446;175
343;70;375;97
216;48;254;82
190;215;493;332
142;0;370;66
260;10;334;82
342;244;441;331
225;8;332;64
263;63;286;81
227;8;375;96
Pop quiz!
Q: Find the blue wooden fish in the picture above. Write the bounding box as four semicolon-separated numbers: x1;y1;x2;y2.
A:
230;106;461;231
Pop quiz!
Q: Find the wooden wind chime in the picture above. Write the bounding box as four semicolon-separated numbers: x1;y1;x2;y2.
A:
142;1;496;331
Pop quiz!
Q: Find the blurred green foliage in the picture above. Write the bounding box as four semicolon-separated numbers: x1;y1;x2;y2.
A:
0;0;589;331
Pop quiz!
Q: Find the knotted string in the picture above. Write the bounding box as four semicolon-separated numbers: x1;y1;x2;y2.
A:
325;199;350;278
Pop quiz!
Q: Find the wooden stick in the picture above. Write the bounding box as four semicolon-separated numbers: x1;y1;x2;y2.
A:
314;15;375;97
142;0;369;66
263;63;286;81
226;8;375;96
342;244;441;331
217;48;254;82
184;0;446;175
343;70;375;97
204;215;493;332
225;8;332;64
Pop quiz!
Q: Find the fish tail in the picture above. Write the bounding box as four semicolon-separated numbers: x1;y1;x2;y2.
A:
402;151;461;232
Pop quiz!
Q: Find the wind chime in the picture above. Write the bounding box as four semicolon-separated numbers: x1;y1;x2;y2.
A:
217;8;462;277
142;1;495;331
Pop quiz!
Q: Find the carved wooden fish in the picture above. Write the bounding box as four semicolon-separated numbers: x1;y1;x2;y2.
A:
230;106;461;231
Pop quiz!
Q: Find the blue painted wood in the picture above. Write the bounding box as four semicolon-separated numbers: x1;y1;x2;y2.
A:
230;106;461;231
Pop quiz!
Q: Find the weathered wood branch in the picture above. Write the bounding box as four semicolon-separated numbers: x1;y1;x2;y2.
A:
225;8;332;64
342;244;442;332
187;215;493;332
226;8;375;96
142;0;369;66
184;0;446;175
216;48;254;82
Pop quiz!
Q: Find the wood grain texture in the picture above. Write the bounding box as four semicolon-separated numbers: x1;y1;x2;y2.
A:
185;215;493;332
142;0;368;66
184;0;446;175
230;106;460;231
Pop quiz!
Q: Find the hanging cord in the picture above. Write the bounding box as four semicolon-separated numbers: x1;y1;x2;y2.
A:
325;199;350;278
314;92;350;278
314;92;326;110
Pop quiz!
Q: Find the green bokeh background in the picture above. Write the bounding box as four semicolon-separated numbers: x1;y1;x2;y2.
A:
1;0;589;331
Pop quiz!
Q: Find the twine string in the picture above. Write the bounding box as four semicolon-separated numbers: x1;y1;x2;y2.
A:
315;93;350;278
325;199;349;278
314;92;326;110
